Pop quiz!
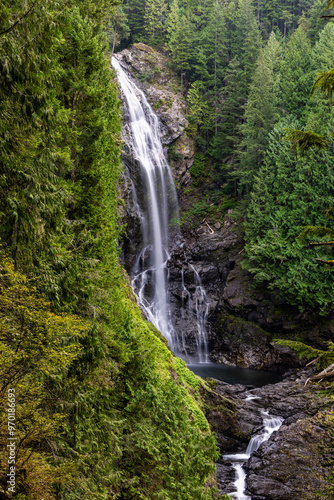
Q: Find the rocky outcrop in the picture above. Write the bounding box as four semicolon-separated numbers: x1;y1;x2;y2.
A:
114;44;194;188
167;214;308;368
206;369;334;500
168;210;334;367
246;415;331;500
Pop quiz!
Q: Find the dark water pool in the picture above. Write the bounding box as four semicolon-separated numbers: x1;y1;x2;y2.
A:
187;363;282;387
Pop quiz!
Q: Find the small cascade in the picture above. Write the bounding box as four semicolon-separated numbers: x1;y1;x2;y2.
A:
233;465;249;500
112;57;179;348
179;269;191;360
245;412;282;456
190;265;209;363
223;409;283;499
177;258;210;363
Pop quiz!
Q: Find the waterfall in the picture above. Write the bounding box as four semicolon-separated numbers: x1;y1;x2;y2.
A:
112;57;179;348
112;56;211;363
191;265;209;363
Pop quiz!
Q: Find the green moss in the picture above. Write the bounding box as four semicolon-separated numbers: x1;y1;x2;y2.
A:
173;356;201;393
274;339;334;369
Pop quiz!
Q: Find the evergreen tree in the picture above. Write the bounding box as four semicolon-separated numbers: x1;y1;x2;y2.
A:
238;31;282;193
303;22;334;136
144;0;168;47
124;0;147;43
108;5;131;55
307;0;328;43
166;1;192;78
209;57;244;191
244;118;334;312
280;18;313;120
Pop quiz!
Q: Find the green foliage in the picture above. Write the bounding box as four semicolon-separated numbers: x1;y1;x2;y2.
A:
108;5;131;54
190;153;207;179
138;69;155;82
238;32;283;193
186;81;210;135
124;0;147;43
191;201;209;218
0;252;90;498
311;67;334;104
0;3;221;499
243;118;334;313
280;22;313;118
144;0;168;47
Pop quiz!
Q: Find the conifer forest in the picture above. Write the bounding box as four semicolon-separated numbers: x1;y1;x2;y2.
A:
1;0;334;499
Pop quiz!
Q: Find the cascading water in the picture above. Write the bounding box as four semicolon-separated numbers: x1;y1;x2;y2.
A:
112;56;179;348
179;263;209;363
223;409;283;499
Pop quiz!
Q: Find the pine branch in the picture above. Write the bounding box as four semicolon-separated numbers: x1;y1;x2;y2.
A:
307;241;334;247
285;129;327;156
315;258;334;264
311;68;334;104
298;225;334;243
0;0;38;37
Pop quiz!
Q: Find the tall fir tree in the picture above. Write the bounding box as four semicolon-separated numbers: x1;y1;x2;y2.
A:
244;117;334;312
280;17;313;120
238;31;282;193
144;0;168;47
166;1;192;78
124;0;147;43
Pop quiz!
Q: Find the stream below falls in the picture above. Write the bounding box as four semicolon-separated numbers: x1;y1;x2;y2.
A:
223;405;283;500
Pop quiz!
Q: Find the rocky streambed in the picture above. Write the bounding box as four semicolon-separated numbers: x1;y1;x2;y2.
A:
204;367;334;500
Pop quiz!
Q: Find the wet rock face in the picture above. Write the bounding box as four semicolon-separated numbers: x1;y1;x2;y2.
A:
167;216;304;369
114;44;194;188
210;313;303;370
246;416;329;500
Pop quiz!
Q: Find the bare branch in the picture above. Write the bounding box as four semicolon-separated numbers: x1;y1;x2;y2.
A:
307;241;334;247
0;0;38;37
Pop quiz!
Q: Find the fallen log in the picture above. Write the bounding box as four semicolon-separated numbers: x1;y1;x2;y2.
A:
304;362;334;386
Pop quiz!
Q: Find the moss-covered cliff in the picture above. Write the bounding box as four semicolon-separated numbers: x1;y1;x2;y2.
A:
0;6;221;500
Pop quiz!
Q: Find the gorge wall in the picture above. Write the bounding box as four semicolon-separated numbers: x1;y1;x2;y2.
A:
116;43;334;370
